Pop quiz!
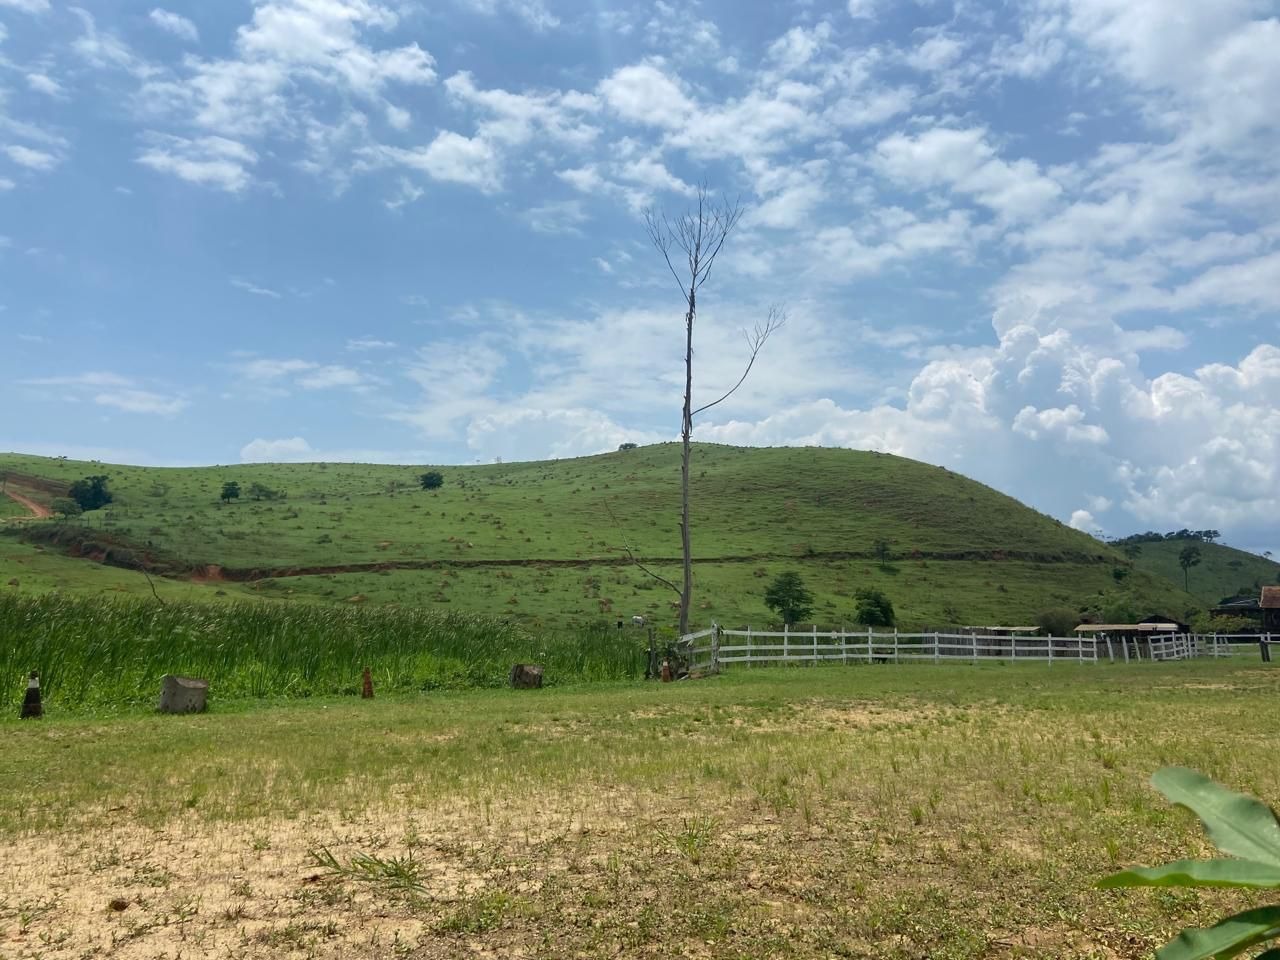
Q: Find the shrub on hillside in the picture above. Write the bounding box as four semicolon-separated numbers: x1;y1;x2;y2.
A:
853;588;895;627
67;475;112;511
419;471;444;491
51;497;82;519
1036;607;1079;636
1192;613;1259;634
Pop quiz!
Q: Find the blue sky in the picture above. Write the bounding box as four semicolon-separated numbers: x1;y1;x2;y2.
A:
1;0;1278;553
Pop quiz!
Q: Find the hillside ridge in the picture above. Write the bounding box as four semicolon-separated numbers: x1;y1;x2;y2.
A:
0;444;1201;628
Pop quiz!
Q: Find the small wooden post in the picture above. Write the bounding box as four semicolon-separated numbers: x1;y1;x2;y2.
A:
711;622;721;675
1105;636;1114;662
812;624;818;665
361;667;374;699
893;627;899;664
866;625;872;664
783;622;789;665
21;671;42;719
933;632;940;663
1048;635;1054;665
971;632;978;664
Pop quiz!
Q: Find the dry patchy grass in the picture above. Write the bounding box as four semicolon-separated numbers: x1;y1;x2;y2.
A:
2;661;1278;958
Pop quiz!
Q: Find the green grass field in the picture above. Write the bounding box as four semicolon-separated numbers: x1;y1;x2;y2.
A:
0;497;30;520
0;593;641;711
0;444;1207;629
1131;539;1280;605
2;660;1276;958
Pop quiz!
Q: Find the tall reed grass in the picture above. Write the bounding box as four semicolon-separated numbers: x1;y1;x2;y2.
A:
0;593;644;709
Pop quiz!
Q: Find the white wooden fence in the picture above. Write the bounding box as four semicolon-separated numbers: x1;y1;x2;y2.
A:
679;625;1273;673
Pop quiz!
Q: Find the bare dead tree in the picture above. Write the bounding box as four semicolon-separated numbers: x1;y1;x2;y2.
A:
644;186;784;635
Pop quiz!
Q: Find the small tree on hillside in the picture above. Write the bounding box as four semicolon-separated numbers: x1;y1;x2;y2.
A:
68;475;112;511
763;571;814;626
1178;543;1202;591
51;497;82;521
854;588;895;627
873;539;892;570
247;481;283;501
221;481;241;504
419;471;444;491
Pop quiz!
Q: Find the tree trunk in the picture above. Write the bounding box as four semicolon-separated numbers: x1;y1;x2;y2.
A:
678;285;695;636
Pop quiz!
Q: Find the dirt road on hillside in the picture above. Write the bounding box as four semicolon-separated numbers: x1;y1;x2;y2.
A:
2;488;52;519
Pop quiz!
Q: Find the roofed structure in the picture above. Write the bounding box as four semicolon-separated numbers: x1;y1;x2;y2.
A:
1074;623;1179;634
1264;587;1280;632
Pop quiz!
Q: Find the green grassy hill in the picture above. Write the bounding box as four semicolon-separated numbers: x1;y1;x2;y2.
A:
1;444;1198;629
1128;539;1280;605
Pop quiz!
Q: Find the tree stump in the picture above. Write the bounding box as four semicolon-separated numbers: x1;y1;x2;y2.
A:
158;675;209;714
509;664;543;689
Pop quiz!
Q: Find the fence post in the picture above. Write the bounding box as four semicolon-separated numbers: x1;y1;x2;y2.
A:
1048;635;1054;665
933;632;940;663
971;632;978;664
1105;636;1114;662
812;624;818;665
747;625;752;667
711;622;721;675
783;622;789;665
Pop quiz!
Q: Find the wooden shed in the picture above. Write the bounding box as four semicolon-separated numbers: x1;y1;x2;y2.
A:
1263;587;1280;633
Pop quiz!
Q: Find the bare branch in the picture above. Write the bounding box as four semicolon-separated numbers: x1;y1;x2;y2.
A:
141;564;167;607
649;186;742;299
691;305;786;418
644;208;690;301
603;499;682;597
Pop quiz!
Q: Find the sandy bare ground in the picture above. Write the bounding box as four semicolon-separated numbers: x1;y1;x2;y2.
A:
2;488;51;520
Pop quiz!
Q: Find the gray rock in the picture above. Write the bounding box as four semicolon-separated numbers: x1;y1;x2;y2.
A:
508;663;544;689
158;675;209;714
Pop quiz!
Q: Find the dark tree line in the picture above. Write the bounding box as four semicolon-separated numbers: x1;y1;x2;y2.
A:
1114;529;1221;546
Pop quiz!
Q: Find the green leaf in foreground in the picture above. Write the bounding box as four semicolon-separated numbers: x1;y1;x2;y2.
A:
1151;906;1280;960
1099;769;1280;959
1151;767;1280;865
1101;858;1280;890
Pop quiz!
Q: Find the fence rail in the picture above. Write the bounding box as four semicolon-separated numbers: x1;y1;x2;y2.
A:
679;625;1275;673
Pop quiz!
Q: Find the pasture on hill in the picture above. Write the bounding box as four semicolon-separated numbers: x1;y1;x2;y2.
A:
1129;538;1280;605
2;660;1277;959
0;445;1199;628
